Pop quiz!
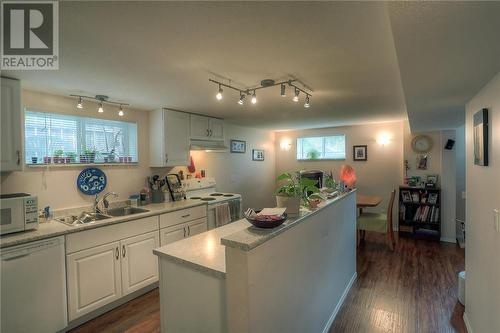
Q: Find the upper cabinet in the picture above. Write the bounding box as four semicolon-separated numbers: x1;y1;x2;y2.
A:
150;109;190;167
190;115;224;141
1;77;22;171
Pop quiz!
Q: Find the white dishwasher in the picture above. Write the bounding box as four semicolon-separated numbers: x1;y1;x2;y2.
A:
1;236;67;333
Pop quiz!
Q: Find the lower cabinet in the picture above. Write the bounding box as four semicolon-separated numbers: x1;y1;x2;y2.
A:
66;229;160;321
160;217;208;246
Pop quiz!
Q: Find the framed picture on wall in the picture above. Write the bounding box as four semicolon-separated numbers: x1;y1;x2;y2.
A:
353;145;367;161
473;108;489;166
230;140;246;153
252;149;265;161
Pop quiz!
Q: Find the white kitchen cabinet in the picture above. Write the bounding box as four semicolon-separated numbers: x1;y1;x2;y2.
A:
190;114;224;141
160;217;208;246
66;242;122;321
1;77;22;171
150;108;190;167
121;231;160;295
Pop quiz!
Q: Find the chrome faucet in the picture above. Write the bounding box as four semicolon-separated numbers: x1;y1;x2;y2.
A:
93;192;118;215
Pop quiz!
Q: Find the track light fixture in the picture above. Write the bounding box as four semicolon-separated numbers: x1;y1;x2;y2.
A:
216;85;223;100
304;95;310;108
238;93;245;105
293;88;299;102
70;94;130;117
208;78;312;108
251;91;257;104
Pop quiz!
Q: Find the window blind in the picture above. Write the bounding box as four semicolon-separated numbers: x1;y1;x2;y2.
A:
296;135;346;160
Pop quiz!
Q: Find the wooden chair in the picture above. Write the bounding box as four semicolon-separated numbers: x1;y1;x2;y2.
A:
357;190;396;250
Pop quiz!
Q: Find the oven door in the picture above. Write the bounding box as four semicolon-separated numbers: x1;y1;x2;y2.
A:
0;199;25;235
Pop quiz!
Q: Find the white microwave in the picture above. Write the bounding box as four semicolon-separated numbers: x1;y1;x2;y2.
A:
0;193;38;235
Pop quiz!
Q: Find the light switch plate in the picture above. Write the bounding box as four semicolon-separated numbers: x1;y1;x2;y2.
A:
494;209;499;232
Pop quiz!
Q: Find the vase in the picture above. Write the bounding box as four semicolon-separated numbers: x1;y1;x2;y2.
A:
276;195;301;216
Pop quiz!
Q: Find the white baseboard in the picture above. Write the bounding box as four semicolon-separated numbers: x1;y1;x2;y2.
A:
322;272;357;333
463;312;473;333
440;237;457;243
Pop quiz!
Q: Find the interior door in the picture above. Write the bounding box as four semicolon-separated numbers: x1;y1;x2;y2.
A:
187;218;208;237
1;77;22;171
121;231;160;295
165;110;190;166
66;241;122;321
190;115;209;140
160;223;186;246
208;118;224;141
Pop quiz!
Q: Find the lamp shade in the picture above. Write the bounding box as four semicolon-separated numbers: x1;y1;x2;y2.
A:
339;164;356;187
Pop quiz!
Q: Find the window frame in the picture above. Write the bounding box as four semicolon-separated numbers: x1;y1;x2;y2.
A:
296;134;346;161
23;109;139;167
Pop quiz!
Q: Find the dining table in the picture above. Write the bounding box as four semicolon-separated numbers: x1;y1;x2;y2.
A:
356;194;382;215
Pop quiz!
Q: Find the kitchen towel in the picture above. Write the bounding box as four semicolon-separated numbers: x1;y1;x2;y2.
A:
215;203;231;227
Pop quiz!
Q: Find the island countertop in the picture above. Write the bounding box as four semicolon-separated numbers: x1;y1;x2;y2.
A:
153;190;356;277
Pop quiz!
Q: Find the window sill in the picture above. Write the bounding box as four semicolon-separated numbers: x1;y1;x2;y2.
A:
296;158;346;161
26;162;139;168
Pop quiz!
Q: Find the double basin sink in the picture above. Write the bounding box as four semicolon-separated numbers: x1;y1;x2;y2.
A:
57;207;149;226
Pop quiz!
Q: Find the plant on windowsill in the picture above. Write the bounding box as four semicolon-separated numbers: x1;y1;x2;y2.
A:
65;152;77;164
53;149;64;164
275;172;320;215
306;149;320;160
81;148;96;164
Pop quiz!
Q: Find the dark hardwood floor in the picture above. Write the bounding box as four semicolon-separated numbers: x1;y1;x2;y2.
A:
70;232;465;333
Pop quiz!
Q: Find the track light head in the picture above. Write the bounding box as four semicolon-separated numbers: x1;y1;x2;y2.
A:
76;96;83;109
238;93;245;105
304;95;310;108
98;102;104;113
118;105;124;116
293;88;299;102
280;84;286;97
251;91;257;104
216;85;223;100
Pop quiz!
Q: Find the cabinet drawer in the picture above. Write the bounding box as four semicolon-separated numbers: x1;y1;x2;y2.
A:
66;216;159;254
159;205;207;229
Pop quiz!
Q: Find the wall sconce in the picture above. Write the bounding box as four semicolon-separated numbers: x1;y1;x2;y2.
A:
280;138;292;151
376;132;391;146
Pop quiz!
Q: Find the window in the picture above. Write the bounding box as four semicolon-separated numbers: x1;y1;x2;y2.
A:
25;110;138;165
296;135;346;160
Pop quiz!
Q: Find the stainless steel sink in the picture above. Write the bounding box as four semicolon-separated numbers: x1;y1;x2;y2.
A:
57;212;110;226
106;206;149;217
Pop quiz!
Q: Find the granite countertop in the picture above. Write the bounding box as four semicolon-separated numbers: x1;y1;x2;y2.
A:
153;219;251;278
221;190;356;251
0;200;207;249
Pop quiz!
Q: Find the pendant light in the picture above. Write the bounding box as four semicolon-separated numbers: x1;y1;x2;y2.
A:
118;105;124;116
76;96;83;109
293;88;299;102
251;91;257;104
98;102;104;113
216;85;223;100
238;93;245;105
280;84;286;97
304;95;310;108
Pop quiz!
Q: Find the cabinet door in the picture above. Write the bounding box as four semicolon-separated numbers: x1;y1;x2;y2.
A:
121;231;160;295
190;115;209;140
208;118;224;141
160;223;186;246
66;241;121;321
186;217;208;237
1;77;22;171
165;110;190;166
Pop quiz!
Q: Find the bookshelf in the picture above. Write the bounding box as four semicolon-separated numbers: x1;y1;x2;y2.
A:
398;185;441;240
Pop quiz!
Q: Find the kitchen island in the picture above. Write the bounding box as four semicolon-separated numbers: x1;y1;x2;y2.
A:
153;190;357;333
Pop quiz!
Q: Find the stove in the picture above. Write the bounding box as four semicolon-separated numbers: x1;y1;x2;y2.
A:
182;177;242;229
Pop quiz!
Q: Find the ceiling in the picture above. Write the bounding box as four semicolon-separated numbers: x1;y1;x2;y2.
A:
4;1;500;131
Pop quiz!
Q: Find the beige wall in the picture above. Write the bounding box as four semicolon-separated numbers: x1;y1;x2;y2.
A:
464;72;500;332
0;90;152;210
275;121;405;223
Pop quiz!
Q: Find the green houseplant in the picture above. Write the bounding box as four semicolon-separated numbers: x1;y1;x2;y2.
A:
275;172;320;214
65;152;77;163
53;149;64;163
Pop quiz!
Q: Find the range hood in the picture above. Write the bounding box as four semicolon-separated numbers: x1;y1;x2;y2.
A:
190;139;228;151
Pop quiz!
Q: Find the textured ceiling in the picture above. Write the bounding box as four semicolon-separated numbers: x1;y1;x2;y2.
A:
3;1;500;131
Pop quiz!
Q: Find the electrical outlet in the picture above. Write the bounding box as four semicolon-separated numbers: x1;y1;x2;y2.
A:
494;209;499;232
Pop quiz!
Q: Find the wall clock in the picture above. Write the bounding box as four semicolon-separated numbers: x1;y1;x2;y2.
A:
411;135;433;153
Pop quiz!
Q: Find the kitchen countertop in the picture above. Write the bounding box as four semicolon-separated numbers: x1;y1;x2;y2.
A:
0;200;207;249
153;219;251;278
153;190;356;277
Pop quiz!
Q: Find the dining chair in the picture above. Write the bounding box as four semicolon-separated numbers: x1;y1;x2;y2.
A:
357;190;396;251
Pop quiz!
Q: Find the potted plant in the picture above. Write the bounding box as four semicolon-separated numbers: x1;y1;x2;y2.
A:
83;148;96;164
43;156;52;164
53;149;64;163
65;152;77;164
307;149;320;160
31;156;38;164
275;172;320;215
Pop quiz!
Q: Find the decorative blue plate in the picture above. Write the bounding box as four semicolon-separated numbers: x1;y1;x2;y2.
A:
77;167;107;195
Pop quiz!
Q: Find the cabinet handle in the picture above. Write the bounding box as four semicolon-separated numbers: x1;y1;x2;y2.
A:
209;129;213;137
181;214;190;218
165;153;168;164
188;225;191;236
115;247;119;260
16;150;20;165
122;245;126;258
183;227;186;238
206;128;210;137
